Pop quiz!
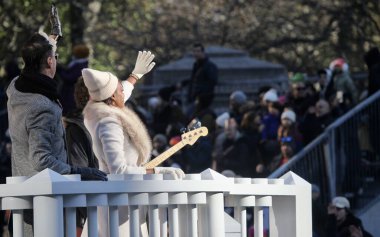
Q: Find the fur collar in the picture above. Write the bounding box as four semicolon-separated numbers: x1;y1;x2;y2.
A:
83;101;152;164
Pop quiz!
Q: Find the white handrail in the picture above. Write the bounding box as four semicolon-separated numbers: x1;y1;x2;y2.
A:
0;168;312;237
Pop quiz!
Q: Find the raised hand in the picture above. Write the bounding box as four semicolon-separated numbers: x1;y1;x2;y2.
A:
49;3;62;40
131;51;156;79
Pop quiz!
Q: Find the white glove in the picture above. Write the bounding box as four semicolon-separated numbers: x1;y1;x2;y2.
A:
132;51;156;79
154;167;185;180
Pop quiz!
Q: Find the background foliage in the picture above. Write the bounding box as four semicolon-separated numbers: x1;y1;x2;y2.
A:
0;0;379;79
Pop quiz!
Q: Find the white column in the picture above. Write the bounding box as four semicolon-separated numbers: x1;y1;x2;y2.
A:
129;205;140;237
235;206;247;237
168;205;179;237
33;195;64;237
5;176;30;237
65;207;76;237
207;193;225;237
12;210;24;237
178;205;189;237
148;205;160;237
109;206;119;237
159;207;168;237
189;204;198;237
254;207;264;237
87;206;98;237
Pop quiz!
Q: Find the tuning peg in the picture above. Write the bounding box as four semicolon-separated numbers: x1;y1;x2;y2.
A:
180;128;187;134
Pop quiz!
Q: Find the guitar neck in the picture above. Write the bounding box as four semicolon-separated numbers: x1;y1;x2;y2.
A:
144;141;185;169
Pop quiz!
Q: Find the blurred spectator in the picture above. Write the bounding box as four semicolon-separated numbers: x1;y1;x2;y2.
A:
151;85;186;136
312;184;327;237
300;99;334;145
278;109;303;152
316;68;334;100
183;122;213;173
364;47;380;96
261;101;281;141
0;131;11;184
286;72;318;118
151;134;168;159
260;101;281;167
267;136;295;173
186;43;218;105
315;99;334;129
229;90;248;125
363;47;380;161
262;88;279;105
329;58;358;106
0;60;21;109
57;43;90;115
325;196;373;237
188;93;216;139
240;111;265;177
217;118;252;177
212;112;230;170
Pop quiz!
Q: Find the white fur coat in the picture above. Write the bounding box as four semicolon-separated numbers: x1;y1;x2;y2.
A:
83;100;152;174
81;101;151;237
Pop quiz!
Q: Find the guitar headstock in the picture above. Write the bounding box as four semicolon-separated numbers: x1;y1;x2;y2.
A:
180;126;208;146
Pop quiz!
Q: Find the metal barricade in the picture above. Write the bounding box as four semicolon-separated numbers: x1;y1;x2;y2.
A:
269;90;380;208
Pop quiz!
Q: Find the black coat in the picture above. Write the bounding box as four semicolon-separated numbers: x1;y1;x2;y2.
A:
65;110;98;169
188;57;218;103
325;213;373;237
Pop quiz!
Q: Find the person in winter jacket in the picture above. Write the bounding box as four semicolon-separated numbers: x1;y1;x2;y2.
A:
80;51;185;237
325;196;373;237
7;7;107;236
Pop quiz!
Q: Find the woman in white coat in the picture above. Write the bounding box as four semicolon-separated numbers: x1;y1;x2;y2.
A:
80;51;185;237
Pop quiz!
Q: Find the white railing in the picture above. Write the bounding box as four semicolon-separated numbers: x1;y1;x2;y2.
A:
0;168;312;237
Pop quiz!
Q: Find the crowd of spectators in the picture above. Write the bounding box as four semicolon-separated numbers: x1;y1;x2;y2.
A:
0;46;379;237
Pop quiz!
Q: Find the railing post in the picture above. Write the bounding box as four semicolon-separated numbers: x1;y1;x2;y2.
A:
325;130;337;199
207;192;225;237
33;195;64;237
168;205;179;237
3;176;31;237
168;192;187;237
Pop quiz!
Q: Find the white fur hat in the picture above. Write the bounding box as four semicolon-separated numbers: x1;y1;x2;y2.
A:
263;89;278;102
82;68;119;101
281;110;296;123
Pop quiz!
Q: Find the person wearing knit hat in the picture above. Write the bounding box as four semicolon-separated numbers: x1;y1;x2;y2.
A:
290;72;305;84
281;110;296;123
81;51;185;237
263;88;278;103
277;109;303;152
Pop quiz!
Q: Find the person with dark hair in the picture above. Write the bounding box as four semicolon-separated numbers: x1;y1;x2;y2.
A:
6;7;107;236
316;68;335;100
325;196;373;237
64;76;98;235
57;43;90;115
187;43;218;104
